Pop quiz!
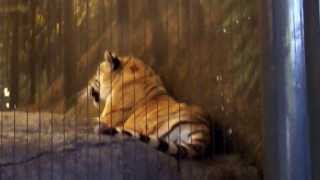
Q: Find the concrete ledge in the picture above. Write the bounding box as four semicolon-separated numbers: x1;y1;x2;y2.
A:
0;112;259;180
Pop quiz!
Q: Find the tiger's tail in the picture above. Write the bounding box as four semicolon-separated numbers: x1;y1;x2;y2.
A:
94;126;205;159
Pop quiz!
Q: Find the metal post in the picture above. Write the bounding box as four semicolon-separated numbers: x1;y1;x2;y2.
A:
304;0;320;180
264;0;311;179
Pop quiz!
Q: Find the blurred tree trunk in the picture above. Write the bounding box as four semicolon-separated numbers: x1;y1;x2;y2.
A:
19;2;30;106
97;0;107;36
117;0;129;53
63;0;76;108
28;0;36;104
45;0;57;85
10;1;20;108
147;0;168;65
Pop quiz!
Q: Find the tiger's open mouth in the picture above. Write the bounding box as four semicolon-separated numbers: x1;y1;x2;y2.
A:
91;86;100;103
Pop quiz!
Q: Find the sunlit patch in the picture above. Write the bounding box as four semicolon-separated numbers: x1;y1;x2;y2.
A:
223;28;227;33
216;75;223;82
220;104;225;112
5;102;10;109
4;87;10;97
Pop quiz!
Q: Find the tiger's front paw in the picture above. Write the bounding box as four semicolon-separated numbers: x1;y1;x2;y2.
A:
94;124;119;136
94;123;108;134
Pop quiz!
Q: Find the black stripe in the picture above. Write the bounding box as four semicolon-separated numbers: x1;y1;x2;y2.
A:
157;139;169;152
175;145;188;159
100;127;119;136
122;130;133;137
190;144;205;154
139;134;150;143
145;85;158;97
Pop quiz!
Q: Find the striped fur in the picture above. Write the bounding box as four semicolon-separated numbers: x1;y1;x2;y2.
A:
89;50;211;158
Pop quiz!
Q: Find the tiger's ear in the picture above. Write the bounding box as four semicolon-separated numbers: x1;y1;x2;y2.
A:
104;51;120;71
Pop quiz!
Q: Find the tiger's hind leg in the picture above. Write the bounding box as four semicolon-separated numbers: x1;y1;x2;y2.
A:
160;123;210;158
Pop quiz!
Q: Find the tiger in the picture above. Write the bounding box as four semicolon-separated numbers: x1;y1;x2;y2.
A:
89;50;211;159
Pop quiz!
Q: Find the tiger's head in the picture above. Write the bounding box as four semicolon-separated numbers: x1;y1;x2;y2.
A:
90;51;120;107
89;50;166;109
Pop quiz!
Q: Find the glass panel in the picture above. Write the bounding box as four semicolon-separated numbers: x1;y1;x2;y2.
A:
0;0;266;179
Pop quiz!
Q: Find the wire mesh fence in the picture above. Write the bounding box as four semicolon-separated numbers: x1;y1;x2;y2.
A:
0;0;264;179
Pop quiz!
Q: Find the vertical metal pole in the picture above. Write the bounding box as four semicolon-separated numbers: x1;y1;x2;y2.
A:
264;0;311;179
304;0;320;180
